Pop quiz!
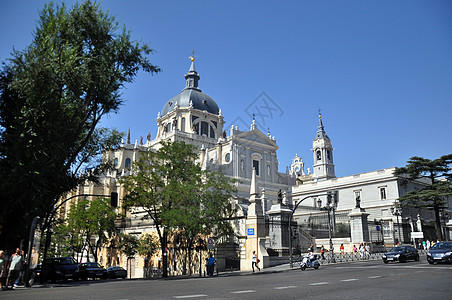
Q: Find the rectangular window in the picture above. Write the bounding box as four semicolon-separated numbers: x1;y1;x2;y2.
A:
380;187;387;200
253;160;259;176
201;121;208;136
383;223;391;237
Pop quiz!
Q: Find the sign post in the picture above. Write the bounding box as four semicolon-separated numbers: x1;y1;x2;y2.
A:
207;237;214;250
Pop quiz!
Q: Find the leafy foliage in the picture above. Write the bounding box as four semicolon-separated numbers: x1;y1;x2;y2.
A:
118;234;139;258
394;154;452;240
0;0;160;250
52;196;118;262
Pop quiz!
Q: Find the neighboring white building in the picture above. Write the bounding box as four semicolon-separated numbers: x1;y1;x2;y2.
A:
289;115;451;248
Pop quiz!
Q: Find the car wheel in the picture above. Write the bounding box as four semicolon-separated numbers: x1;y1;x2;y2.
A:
400;256;406;263
415;255;420;261
428;260;434;265
383;260;388;264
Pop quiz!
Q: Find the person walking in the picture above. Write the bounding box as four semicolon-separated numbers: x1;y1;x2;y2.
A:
252;251;260;272
0;251;8;291
14;250;25;287
6;248;24;290
207;253;216;277
320;245;325;260
365;243;370;259
340;243;345;259
353;245;358;258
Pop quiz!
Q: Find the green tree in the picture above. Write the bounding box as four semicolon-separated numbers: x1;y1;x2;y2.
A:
394;154;452;240
118;233;139;258
61;196;118;262
0;1;160;250
120;141;236;277
137;233;159;267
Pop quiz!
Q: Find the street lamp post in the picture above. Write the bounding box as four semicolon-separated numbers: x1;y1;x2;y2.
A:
390;206;402;245
289;193;326;268
317;192;337;263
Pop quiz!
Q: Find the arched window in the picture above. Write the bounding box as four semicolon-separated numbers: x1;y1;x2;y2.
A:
114;158;119;168
125;158;131;168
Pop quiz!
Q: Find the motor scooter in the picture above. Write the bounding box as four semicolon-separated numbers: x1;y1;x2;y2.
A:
300;254;320;271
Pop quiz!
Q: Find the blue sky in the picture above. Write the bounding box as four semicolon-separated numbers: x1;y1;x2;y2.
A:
1;0;451;177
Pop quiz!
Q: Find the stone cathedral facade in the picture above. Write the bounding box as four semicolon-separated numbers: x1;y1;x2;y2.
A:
62;57;451;277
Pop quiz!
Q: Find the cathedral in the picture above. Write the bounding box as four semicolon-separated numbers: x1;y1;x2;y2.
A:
62;56;451;277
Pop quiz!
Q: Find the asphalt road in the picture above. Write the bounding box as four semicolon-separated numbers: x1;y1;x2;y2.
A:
3;260;452;300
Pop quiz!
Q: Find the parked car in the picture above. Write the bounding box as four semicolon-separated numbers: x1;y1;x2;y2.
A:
41;257;80;283
78;262;107;280
382;246;419;263
106;266;127;279
427;241;452;264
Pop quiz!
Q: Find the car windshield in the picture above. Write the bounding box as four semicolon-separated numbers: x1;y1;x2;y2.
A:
56;257;76;265
389;247;403;252
431;242;452;250
85;262;101;268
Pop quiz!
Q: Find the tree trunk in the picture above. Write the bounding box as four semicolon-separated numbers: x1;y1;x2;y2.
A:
162;230;168;277
434;205;443;241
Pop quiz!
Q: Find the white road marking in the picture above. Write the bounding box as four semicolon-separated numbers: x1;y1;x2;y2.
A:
368;276;381;278
274;286;298;290
230;290;256;294
341;278;359;282
309;282;329;286
174;295;208;298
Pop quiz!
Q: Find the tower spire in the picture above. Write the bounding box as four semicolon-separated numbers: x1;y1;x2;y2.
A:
185;50;201;90
312;111;335;180
314;110;328;140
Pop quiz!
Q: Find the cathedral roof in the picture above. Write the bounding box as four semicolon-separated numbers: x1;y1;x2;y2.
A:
161;56;220;116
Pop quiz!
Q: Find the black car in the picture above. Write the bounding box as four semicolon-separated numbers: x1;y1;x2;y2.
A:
106;266;127;279
382;246;420;263
41;257;80;283
427;241;452;264
78;262;107;280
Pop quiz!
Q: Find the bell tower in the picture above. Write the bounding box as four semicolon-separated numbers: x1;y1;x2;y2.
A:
312;112;335;180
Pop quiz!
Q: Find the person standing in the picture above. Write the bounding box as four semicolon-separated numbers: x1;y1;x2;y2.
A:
207;253;216;277
6;248;24;290
252;251;260;272
320;245;325;260
340;244;345;258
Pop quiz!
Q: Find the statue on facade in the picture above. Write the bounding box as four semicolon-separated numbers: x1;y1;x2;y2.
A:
355;195;361;209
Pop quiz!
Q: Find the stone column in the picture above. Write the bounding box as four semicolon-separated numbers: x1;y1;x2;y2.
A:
241;168;269;271
348;204;370;243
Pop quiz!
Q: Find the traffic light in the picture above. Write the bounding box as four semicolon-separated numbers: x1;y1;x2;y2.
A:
111;192;118;207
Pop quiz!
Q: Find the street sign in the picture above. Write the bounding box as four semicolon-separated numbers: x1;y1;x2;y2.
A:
207;237;214;249
247;228;255;236
411;231;424;239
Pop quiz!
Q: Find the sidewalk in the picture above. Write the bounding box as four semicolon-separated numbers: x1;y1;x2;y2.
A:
216;253;384;277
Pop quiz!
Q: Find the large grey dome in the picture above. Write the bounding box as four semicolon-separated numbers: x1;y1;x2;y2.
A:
161;88;219;116
161;58;220;116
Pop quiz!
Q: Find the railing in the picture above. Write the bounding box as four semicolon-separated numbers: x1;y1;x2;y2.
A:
144;267;162;278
